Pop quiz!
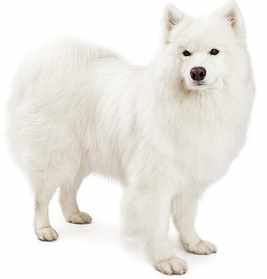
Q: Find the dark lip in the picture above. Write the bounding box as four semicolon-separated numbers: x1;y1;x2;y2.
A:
193;81;206;86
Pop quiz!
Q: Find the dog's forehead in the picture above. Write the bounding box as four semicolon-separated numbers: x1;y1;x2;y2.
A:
170;16;234;48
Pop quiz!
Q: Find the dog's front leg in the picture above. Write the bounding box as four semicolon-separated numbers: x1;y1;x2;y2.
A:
172;192;217;255
122;184;187;275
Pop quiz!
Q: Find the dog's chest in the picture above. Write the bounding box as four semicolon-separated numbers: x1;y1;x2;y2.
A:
168;99;248;185
179;123;243;184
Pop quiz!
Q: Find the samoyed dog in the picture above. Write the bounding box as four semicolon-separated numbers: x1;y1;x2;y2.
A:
8;1;254;275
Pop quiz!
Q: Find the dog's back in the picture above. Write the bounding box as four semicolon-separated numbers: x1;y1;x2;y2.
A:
7;39;129;173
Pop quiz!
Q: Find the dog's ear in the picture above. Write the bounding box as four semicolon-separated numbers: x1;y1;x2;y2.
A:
217;1;246;41
163;4;185;44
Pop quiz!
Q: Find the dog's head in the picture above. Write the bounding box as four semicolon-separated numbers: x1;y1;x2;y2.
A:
163;1;247;93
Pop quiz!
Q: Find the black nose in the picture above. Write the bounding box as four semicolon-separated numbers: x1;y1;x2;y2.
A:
190;67;206;81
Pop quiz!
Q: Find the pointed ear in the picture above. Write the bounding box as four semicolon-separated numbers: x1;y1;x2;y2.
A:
216;1;246;40
163;4;185;44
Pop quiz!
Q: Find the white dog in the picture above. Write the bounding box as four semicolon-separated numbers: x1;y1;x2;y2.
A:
7;1;254;275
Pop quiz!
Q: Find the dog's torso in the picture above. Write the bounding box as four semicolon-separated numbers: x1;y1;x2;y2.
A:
8;40;254;195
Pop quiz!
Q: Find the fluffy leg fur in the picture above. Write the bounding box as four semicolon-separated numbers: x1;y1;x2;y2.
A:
59;173;92;224
172;192;217;255
33;174;58;241
122;186;187;275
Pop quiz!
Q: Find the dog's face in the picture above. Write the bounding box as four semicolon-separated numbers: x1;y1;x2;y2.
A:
163;1;247;92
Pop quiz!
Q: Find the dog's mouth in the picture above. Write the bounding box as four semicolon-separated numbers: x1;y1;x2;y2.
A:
186;81;210;91
183;78;220;92
193;81;206;87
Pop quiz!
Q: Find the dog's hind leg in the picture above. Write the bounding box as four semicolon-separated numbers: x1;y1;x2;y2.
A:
32;173;59;241
59;169;92;225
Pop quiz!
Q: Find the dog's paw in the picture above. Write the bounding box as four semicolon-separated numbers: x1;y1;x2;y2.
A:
154;257;187;275
67;211;92;224
183;240;217;255
36;226;58;241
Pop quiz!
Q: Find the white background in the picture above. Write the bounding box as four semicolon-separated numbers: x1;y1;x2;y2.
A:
0;0;266;278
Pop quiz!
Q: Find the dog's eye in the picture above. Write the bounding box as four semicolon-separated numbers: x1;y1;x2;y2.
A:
209;48;220;55
182;50;192;57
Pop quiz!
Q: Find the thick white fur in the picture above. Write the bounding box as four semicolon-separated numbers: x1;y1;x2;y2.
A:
7;1;254;275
